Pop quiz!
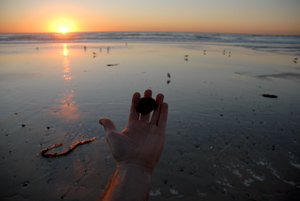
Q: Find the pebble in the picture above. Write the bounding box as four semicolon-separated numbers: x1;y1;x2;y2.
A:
135;97;158;114
23;182;29;186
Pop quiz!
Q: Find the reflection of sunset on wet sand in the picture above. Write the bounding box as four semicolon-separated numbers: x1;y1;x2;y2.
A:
51;89;80;121
63;43;69;56
51;44;79;121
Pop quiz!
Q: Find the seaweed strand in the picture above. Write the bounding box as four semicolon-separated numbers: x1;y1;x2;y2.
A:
41;137;99;158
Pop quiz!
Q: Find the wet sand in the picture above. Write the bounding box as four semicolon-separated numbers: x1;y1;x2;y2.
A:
0;42;299;200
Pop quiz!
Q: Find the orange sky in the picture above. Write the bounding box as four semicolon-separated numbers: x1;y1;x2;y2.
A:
0;0;299;34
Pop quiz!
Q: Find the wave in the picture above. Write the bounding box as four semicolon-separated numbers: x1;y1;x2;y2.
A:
0;32;299;55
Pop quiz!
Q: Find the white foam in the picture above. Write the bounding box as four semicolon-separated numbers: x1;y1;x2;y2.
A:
149;188;161;196
290;162;300;169
197;190;207;197
243;178;254;187
283;180;296;186
233;169;242;177
247;169;265;181
169;188;179;195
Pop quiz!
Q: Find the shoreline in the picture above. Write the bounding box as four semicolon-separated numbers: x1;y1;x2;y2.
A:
0;32;299;56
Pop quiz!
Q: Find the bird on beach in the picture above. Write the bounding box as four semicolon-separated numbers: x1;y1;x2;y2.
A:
184;55;189;61
203;50;206;55
293;57;298;63
167;73;171;78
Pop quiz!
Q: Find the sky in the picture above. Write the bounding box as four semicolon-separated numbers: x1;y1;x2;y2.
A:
0;0;299;34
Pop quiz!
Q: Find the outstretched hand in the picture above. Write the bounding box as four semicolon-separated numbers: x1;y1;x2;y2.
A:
99;89;168;173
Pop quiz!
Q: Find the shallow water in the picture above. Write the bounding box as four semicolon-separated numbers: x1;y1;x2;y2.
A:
0;42;299;200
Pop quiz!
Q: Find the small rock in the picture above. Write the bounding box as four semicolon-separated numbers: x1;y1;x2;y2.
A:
23;182;29;186
135;97;158;114
21;124;26;127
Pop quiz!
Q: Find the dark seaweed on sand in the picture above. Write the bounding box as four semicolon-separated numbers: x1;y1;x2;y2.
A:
262;94;278;98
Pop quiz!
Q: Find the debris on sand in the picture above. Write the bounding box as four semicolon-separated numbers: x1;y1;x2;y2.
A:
262;94;278;98
107;64;118;67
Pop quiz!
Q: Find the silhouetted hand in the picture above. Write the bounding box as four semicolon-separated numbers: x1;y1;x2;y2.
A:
98;89;168;201
99;89;168;173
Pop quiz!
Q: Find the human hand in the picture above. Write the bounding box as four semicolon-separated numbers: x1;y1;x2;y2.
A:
99;89;168;173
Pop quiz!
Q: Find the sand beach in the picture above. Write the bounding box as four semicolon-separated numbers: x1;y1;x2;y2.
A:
0;34;300;200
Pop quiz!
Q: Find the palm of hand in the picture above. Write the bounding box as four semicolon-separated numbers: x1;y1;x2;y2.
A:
100;90;168;173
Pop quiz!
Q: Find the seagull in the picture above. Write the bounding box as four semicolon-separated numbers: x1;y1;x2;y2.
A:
167;73;171;78
184;54;188;57
294;58;298;61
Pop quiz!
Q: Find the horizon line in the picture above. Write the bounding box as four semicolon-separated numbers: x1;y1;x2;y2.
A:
0;30;299;36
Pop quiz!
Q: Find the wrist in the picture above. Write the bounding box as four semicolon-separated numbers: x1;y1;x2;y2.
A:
107;163;151;201
117;163;152;179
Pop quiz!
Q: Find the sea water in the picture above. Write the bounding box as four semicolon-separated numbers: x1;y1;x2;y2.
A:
1;32;300;55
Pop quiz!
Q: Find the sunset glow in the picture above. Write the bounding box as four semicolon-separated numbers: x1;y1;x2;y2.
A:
50;18;77;33
0;1;299;34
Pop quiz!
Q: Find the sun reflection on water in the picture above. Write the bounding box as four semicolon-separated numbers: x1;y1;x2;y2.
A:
63;43;69;56
51;44;80;121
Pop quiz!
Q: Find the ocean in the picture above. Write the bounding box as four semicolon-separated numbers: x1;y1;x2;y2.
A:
1;32;300;55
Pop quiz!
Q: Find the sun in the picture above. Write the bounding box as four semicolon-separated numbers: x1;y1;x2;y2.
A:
59;27;68;34
50;18;77;33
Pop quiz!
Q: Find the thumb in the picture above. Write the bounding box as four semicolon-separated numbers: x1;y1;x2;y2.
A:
99;117;117;134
